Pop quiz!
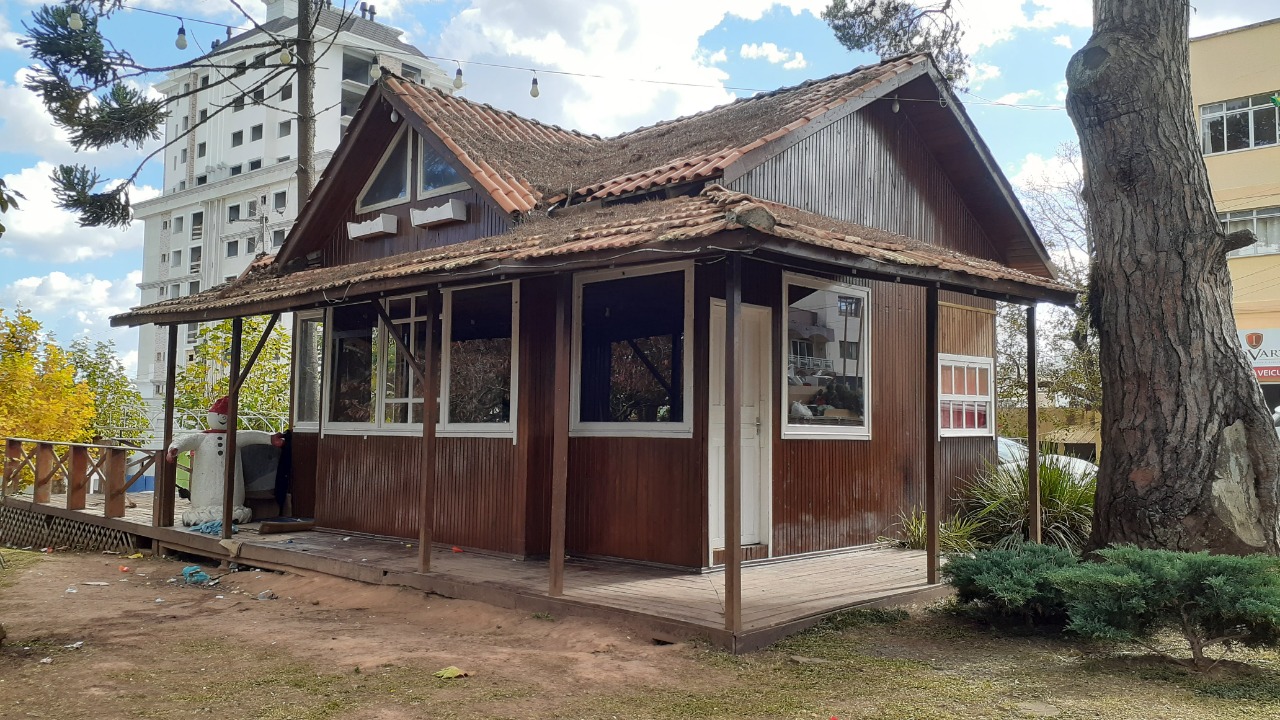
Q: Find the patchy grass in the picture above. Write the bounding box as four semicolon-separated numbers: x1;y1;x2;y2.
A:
0;548;42;586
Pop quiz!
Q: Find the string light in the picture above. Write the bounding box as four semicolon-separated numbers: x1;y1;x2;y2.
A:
453;65;464;90
67;9;84;31
529;74;539;98
175;23;188;50
278;46;292;64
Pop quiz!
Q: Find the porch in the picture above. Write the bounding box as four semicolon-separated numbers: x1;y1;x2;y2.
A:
0;489;943;652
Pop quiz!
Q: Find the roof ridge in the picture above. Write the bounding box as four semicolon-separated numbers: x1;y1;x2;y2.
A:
382;76;604;142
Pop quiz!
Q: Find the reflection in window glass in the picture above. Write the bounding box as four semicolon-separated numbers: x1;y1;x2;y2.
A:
580;271;684;423
383;294;432;425
447;284;513;424
785;279;867;429
420;137;465;195
295;315;324;424
329;304;378;423
939;355;994;436
359;131;409;208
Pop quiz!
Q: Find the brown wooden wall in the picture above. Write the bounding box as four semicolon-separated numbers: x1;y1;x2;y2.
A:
290;431;318;517
728;101;1003;262
937;291;998;506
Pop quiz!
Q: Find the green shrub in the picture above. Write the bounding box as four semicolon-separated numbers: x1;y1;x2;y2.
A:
1053;546;1280;670
963;455;1095;552
882;507;984;553
942;542;1079;626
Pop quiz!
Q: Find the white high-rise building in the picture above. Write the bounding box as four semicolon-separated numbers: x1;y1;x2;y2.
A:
132;0;448;432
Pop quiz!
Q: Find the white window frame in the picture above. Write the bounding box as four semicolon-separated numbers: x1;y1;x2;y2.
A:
292;310;325;432
780;271;872;441
1200;95;1279;156
356;125;412;213
416;134;469;201
439;280;520;439
570;261;694;438
938;353;995;438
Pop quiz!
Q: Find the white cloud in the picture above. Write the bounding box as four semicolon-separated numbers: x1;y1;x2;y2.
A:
951;0;1091;53
0;162;158;263
706;47;728;64
968;62;1001;89
0;14;22;53
994;89;1043;106
0;69;160;168
436;1;833;137
1010;149;1081;190
783;51;807;70
1;270;142;353
741;41;787;63
1052;34;1073;49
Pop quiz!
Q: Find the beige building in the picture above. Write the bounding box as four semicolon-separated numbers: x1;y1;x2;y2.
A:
1191;19;1280;410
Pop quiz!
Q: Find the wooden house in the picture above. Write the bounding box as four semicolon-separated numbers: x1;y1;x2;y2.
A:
113;54;1074;631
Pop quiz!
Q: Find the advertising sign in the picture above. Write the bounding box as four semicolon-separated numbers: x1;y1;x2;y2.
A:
1241;330;1280;382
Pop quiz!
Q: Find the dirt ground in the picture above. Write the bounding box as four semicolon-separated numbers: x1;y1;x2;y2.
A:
4;548;1280;719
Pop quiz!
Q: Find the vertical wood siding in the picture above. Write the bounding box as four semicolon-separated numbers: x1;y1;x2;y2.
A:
314;434;521;552
938;292;998;500
728;103;1002;262
289;431;319;517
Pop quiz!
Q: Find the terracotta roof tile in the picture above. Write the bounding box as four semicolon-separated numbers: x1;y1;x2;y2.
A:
113;185;1074;326
383;55;928;213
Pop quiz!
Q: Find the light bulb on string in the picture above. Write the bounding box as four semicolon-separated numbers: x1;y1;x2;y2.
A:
529;75;539;98
278;46;292;64
891;96;900;113
453;65;464;89
67;10;84;31
390;109;399;123
175;24;188;50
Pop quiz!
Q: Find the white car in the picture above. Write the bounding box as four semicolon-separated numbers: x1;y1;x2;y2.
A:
997;437;1098;485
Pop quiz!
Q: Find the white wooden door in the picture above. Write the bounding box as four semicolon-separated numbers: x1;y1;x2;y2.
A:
709;301;772;559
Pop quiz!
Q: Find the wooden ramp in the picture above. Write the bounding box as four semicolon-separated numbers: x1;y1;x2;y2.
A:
2;492;949;652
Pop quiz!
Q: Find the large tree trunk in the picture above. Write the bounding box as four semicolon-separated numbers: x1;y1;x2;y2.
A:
1065;0;1280;553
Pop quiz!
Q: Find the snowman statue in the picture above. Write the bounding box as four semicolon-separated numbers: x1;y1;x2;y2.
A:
167;397;283;527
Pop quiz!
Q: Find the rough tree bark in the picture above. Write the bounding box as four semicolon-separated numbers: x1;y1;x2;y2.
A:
296;0;316;204
1065;0;1280;553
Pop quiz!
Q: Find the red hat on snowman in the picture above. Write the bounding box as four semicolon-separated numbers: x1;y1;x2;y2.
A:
209;396;230;416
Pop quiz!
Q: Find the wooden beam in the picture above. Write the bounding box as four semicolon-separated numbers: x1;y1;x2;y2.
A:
67;446;88;511
34;443;54;504
1026;305;1041;544
925;286;941;583
223;317;243;541
724;253;744;634
232;313;279;395
155;325;179;528
103;448;126;519
3;438;20;496
549;275;572;597
417;291;441;573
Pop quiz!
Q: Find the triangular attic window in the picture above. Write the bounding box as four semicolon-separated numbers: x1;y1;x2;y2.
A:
419;135;466;197
357;129;410;211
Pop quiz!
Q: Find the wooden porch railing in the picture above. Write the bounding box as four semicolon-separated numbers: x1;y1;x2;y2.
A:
2;437;164;521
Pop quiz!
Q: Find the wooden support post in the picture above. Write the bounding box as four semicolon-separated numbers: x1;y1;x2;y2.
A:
549;276;572;597
1027;305;1041;544
34;443;55;504
3;438;20;496
222;317;243;541
724;254;743;634
103;448;126;518
925;286;940;584
68;446;89;510
233;314;280;394
155;326;179;527
417;293;441;573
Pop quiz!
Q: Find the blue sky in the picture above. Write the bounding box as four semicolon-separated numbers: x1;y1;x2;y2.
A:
0;0;1277;374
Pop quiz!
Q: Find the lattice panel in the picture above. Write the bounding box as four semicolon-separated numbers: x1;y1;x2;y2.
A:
0;501;136;552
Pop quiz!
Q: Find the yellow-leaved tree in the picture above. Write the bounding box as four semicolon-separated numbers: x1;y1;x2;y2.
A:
0;307;95;443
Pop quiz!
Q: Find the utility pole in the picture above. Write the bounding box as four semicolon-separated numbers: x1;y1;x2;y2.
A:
296;0;317;205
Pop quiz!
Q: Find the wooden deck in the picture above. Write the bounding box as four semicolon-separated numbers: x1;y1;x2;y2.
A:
2;491;949;652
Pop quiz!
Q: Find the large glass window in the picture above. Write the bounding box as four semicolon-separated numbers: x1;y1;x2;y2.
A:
1201;94;1280;155
939;354;993;437
1222;206;1280;258
380;294;433;425
783;273;870;439
357;128;409;211
442;283;517;432
294;312;325;427
573;265;691;435
328;304;378;423
418;135;466;199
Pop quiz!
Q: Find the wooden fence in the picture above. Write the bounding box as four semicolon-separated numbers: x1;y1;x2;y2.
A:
2;438;163;521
